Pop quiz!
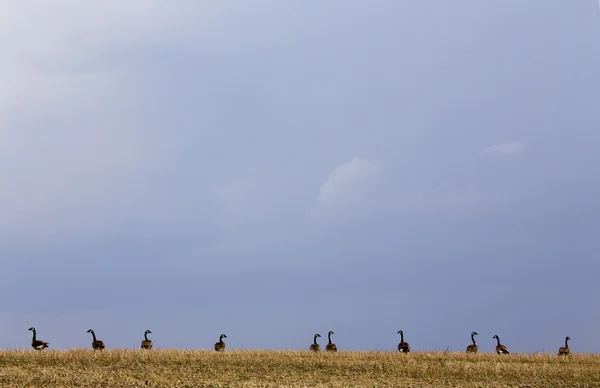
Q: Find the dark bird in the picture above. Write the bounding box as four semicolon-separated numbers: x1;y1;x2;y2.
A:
28;327;49;351
141;330;153;350
558;336;571;356
466;332;479;353
397;330;410;353
309;334;321;352
493;335;509;354
86;329;105;351
325;331;337;352
214;334;227;352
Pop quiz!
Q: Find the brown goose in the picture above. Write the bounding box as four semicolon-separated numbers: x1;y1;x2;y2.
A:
309;333;321;352
87;329;105;351
493;335;509;354
141;330;153;350
558;336;571;356
466;332;478;353
214;334;227;351
397;330;410;353
325;331;337;352
28;327;49;351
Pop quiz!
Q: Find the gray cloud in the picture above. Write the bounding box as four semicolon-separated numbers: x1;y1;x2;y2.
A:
1;0;599;353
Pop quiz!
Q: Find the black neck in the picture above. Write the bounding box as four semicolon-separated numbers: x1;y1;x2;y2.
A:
400;332;404;342
145;332;149;341
495;336;501;346
565;337;569;348
313;335;318;345
90;331;97;342
220;335;225;342
328;332;332;344
471;333;476;345
31;330;36;342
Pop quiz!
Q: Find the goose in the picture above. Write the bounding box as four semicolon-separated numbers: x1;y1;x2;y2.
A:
214;334;227;351
141;330;153;350
558;336;571;356
325;331;337;352
309;334;321;352
28;327;49;350
86;329;105;351
466;332;479;353
492;335;509;354
397;330;410;353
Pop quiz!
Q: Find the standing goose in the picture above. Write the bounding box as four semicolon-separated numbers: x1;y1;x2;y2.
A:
28;327;49;351
87;329;105;351
558;336;571;356
492;335;509;354
325;331;337;352
214;334;227;351
141;330;153;350
309;334;321;352
466;332;479;353
397;330;410;353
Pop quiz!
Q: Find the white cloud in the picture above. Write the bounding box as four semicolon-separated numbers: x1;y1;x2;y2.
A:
317;157;382;208
483;141;525;154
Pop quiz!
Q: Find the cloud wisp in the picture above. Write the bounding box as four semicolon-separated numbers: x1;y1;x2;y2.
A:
483;141;525;154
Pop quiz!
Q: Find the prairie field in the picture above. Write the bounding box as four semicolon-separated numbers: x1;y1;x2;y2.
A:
0;349;599;387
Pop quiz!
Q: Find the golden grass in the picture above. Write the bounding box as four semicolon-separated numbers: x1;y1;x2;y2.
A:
1;349;599;387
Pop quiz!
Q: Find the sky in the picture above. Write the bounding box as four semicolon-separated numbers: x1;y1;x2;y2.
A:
1;0;599;353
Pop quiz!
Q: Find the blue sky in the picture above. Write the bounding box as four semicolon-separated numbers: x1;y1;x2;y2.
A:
1;0;599;353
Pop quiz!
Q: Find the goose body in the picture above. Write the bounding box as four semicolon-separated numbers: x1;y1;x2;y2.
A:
397;330;410;353
87;329;105;351
493;335;509;354
309;334;321;352
28;327;49;351
141;330;153;350
325;331;337;352
214;334;227;351
466;332;478;353
558;336;571;356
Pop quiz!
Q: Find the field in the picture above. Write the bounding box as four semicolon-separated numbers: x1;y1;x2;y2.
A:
1;349;599;387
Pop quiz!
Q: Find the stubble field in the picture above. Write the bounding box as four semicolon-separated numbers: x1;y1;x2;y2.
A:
0;349;599;387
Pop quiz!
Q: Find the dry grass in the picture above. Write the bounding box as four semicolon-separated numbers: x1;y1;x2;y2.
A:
1;349;599;387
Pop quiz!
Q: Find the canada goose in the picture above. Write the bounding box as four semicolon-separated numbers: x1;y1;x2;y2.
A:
141;330;153;350
325;331;337;352
492;335;509;354
397;330;410;353
86;329;105;351
309;334;321;352
558;336;571;356
28;327;49;351
214;334;227;351
466;332;479;353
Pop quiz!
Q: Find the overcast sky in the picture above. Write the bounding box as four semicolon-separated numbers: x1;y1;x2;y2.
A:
1;1;599;353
